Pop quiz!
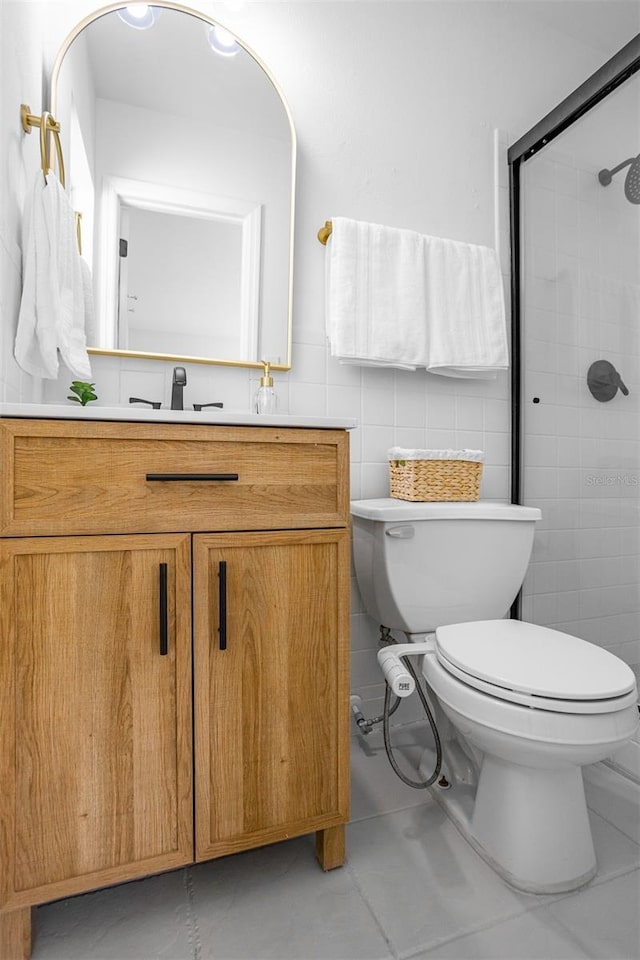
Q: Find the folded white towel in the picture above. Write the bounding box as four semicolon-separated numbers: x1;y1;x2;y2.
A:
326;217;428;369
388;447;485;462
424;236;508;379
325;217;508;378
15;172;92;381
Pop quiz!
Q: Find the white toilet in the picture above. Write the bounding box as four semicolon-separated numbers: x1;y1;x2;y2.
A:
351;498;639;894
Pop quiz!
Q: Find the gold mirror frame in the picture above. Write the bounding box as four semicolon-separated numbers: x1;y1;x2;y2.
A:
51;1;296;372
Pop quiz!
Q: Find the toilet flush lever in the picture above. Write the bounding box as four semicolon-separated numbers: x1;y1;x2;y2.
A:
385;525;415;539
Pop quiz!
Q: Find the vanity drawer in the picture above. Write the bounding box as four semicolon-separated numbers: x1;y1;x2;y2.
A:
0;420;350;536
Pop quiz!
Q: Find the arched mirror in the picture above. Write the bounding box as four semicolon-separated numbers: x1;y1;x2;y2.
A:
51;2;295;370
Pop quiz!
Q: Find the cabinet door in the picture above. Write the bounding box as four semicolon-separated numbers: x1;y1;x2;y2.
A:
194;529;350;861
0;534;193;909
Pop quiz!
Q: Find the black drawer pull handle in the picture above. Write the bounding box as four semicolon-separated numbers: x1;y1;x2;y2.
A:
218;561;227;651
159;563;168;656
146;473;239;482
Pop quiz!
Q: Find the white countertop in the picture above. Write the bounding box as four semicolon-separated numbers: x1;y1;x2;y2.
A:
0;402;357;431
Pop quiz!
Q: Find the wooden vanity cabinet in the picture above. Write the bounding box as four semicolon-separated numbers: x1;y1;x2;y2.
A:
0;418;351;960
194;529;350;862
0;534;194;908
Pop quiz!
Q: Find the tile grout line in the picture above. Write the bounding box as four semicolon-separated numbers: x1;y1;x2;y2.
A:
184;867;202;960
343;858;399;960
396;894;592;960
519;865;640;960
393;898;538;960
586;800;640;852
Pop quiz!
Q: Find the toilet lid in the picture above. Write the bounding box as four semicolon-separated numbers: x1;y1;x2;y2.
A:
435;620;637;702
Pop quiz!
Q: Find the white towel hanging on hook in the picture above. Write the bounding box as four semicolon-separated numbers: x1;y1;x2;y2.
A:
15;170;93;380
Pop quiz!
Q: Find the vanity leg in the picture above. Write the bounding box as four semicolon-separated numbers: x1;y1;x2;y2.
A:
315;824;345;870
0;907;34;960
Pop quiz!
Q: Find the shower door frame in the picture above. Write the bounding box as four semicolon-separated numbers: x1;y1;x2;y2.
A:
507;33;640;616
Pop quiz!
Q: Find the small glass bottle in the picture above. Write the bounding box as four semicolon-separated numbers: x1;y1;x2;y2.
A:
255;360;277;414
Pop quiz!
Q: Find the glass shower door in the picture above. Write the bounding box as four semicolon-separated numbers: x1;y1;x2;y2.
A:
518;73;640;740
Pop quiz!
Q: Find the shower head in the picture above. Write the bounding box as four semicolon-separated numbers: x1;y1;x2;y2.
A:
597;153;640;203
625;154;640;203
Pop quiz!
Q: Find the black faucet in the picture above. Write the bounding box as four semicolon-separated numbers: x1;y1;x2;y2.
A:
171;366;187;410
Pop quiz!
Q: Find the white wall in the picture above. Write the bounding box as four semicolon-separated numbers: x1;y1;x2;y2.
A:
2;0;637;715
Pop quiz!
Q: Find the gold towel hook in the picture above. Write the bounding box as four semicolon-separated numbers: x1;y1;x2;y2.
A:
317;220;333;245
40;110;53;180
75;212;83;256
20;103;66;188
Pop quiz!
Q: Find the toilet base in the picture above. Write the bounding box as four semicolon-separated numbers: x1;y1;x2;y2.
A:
422;748;597;894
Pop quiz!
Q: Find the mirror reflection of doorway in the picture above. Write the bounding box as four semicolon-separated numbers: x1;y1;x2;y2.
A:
117;206;246;359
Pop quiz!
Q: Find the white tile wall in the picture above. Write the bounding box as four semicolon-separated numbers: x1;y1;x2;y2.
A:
520;123;640;672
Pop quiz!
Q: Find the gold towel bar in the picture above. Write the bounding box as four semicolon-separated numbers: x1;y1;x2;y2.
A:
21;103;66;188
317;220;333;245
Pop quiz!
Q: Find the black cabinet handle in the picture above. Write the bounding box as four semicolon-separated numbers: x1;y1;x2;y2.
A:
146;473;239;482
159;563;168;656
218;561;227;651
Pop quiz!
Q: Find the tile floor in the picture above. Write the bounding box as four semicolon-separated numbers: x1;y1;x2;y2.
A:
31;724;640;960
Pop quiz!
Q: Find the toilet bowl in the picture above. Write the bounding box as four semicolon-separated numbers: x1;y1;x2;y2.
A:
350;498;639;894
423;619;637;892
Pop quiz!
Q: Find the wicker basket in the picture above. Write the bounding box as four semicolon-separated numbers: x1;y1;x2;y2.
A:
388;449;483;502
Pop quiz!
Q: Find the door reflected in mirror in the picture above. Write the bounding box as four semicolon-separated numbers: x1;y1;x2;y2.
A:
52;2;295;369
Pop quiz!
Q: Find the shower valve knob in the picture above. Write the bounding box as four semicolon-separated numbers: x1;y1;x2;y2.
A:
587;360;629;402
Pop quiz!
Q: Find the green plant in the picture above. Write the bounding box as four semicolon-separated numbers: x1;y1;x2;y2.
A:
67;381;98;406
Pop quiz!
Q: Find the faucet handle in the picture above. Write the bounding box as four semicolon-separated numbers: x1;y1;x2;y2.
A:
129;397;161;409
193;402;224;411
613;371;629;396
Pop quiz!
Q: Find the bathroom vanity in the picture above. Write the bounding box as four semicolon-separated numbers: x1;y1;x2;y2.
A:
0;408;353;960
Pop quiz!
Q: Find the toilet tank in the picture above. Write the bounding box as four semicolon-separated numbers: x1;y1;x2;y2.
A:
351;500;541;634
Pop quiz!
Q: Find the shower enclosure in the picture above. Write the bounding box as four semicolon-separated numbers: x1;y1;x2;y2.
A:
509;36;640;779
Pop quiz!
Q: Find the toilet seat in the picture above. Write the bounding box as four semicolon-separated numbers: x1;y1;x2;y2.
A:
435;620;637;715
